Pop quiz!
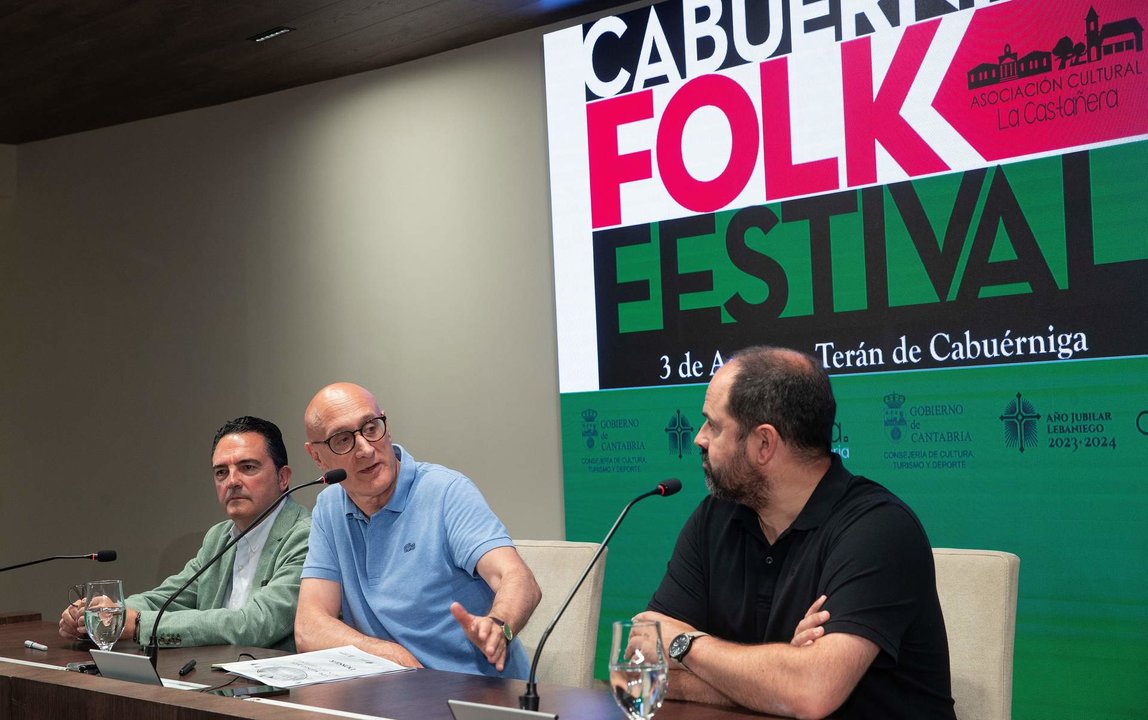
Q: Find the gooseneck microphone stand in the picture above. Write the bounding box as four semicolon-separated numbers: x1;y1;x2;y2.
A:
518;479;681;711
145;469;346;668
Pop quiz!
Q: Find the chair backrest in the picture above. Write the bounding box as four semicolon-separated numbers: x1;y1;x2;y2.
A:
514;540;606;688
932;548;1020;720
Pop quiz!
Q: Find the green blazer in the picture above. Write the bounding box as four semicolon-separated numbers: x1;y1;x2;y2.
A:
128;497;311;650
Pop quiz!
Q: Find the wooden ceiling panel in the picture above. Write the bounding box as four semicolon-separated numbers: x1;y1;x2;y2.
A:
0;0;634;143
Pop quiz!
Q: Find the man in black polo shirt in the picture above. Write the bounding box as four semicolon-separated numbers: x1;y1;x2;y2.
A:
636;346;956;719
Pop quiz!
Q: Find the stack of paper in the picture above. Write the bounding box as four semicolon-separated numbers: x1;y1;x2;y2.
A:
219;646;412;688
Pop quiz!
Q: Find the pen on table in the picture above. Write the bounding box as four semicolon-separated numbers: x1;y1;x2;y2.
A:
23;640;48;651
178;659;197;676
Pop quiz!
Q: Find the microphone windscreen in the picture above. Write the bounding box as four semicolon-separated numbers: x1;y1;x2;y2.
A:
95;550;117;562
657;478;682;496
323;469;348;484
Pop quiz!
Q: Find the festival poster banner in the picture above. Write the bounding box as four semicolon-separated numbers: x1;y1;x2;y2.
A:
545;1;1147;718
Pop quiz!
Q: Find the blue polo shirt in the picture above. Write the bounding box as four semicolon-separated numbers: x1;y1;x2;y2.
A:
302;445;529;678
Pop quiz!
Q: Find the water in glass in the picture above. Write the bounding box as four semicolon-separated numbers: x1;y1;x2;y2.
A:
85;606;126;650
609;620;668;720
83;579;126;651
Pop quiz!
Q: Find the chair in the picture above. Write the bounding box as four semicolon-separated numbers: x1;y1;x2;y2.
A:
514;540;606;688
932;548;1020;720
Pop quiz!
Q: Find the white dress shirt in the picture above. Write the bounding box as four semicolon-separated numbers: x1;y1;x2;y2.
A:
223;501;284;610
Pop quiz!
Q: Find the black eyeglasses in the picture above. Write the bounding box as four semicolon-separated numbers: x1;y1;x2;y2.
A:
314;415;387;455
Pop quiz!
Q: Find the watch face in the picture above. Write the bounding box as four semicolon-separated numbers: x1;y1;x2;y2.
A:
669;633;690;660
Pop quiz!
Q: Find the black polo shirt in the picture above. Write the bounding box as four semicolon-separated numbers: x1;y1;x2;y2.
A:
649;455;955;720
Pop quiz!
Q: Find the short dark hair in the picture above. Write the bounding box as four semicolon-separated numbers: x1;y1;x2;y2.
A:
211;416;289;470
725;346;835;459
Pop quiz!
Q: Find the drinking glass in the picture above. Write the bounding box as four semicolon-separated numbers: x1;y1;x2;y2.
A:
84;580;126;651
609;620;668;720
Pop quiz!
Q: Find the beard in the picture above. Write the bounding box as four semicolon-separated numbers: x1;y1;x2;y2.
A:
703;444;770;508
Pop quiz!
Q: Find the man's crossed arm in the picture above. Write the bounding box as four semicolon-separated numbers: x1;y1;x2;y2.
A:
634;595;876;720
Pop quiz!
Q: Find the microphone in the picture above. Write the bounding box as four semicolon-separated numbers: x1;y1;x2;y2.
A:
518;478;681;711
0;550;117;574
145;468;346;667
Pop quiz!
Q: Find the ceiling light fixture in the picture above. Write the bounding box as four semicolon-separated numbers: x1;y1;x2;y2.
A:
247;26;295;42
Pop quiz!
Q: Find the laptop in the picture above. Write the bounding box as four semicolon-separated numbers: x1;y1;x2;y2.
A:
89;649;163;686
447;699;557;720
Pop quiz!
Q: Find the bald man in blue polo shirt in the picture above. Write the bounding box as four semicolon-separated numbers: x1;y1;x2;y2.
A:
295;383;541;679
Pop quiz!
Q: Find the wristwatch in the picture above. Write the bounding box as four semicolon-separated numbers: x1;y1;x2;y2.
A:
668;631;709;662
489;616;514;642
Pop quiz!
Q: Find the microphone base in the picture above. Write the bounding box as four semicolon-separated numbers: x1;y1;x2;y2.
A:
518;693;539;711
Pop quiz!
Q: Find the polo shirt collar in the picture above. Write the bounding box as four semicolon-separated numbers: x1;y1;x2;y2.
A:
385;444;415;513
341;443;414;519
732;453;852;541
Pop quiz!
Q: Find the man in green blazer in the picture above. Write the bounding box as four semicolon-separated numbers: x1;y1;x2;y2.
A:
59;416;311;650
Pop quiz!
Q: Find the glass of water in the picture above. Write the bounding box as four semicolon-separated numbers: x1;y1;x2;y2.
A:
609;620;668;720
84;580;126;651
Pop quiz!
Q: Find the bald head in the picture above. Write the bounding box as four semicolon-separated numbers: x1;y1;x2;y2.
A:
305;382;381;441
304;382;399;513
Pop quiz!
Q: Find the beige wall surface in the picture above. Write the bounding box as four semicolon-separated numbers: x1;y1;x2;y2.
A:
0;29;566;621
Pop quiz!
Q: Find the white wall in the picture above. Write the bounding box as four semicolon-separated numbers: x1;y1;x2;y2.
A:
0;28;565;621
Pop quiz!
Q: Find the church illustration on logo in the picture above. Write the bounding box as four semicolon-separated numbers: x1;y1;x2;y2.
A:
967;6;1143;89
